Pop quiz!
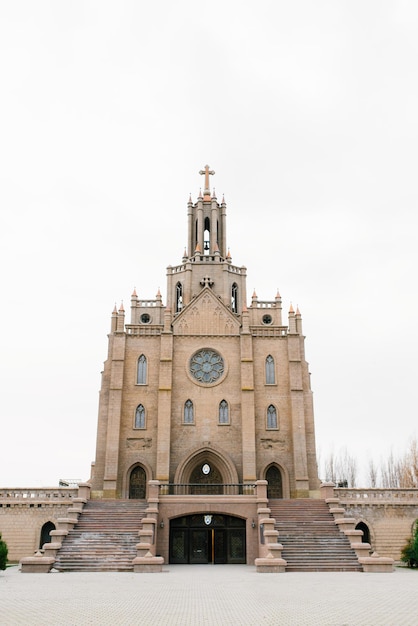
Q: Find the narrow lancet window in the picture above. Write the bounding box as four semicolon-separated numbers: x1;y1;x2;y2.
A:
265;355;275;384
204;217;210;254
219;400;229;424
135;404;146;429
231;283;238;313
176;282;183;313
137;355;147;385
184;399;194;424
267;404;278;429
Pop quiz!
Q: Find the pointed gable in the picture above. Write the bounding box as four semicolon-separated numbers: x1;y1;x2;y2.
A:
172;287;241;336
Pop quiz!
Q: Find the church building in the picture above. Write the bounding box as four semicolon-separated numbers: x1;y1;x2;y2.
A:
88;165;320;566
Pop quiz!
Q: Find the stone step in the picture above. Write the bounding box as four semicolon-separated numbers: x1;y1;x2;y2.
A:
54;499;147;572
267;499;362;572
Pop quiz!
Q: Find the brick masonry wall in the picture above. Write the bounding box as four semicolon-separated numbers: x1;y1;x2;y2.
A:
0;502;73;561
342;503;418;560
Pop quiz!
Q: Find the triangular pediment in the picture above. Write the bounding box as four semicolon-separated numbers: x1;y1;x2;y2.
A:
172;288;241;336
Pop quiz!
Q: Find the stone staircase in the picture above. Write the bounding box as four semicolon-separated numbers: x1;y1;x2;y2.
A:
269;499;363;572
54;499;147;572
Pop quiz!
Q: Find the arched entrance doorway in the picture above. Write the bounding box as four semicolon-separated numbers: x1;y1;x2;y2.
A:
39;522;55;549
170;514;246;564
266;465;283;498
129;466;146;499
355;521;371;545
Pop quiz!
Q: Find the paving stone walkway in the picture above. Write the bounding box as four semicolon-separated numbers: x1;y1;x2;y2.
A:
1;565;417;625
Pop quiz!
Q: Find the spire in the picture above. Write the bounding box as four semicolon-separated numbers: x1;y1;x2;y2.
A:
131;288;137;298
289;302;294;314
199;164;215;200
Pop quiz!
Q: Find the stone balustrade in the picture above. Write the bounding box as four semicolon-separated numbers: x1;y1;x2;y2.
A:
335;488;418;502
0;488;78;501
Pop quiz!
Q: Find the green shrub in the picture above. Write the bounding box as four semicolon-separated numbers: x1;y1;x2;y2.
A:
0;533;8;570
401;522;418;568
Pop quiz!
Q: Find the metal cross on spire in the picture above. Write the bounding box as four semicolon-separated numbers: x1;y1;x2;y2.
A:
199;164;215;198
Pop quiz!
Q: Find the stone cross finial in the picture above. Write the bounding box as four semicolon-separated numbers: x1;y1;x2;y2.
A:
199;165;215;197
200;275;214;288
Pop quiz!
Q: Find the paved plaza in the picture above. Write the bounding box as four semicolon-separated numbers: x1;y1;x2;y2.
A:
1;565;417;625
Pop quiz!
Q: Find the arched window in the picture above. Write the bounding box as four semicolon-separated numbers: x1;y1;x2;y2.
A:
219;400;229;424
204;216;210;253
184;399;194;424
231;283;238;313
176;282;183;313
135;404;146;429
265;355;275;384
267;404;278;429
137;355;147;385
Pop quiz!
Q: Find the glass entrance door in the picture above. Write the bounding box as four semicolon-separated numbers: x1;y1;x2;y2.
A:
190;530;210;563
169;514;246;564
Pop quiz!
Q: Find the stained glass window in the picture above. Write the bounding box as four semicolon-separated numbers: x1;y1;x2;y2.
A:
137;354;147;385
184;399;194;424
265;355;275;384
190;349;224;384
135;404;145;429
267;404;278;429
219;400;229;424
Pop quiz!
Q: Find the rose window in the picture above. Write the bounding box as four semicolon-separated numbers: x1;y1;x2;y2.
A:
189;349;224;384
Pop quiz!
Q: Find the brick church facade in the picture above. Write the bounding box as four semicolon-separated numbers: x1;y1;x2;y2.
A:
91;165;319;507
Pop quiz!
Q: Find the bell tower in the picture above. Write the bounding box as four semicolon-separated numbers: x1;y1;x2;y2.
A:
187;165;226;257
166;165;247;316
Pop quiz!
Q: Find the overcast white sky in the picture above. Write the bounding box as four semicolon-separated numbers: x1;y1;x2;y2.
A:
1;1;417;487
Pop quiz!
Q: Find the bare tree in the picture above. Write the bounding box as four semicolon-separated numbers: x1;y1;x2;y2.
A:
380;450;400;488
367;457;378;488
324;449;337;483
337;448;358;488
323;447;358;487
398;438;418;488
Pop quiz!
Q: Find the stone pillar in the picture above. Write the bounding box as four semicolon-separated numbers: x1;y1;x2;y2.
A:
254;481;287;573
240;331;256;483
103;332;126;498
155;331;173;482
132;480;164;572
